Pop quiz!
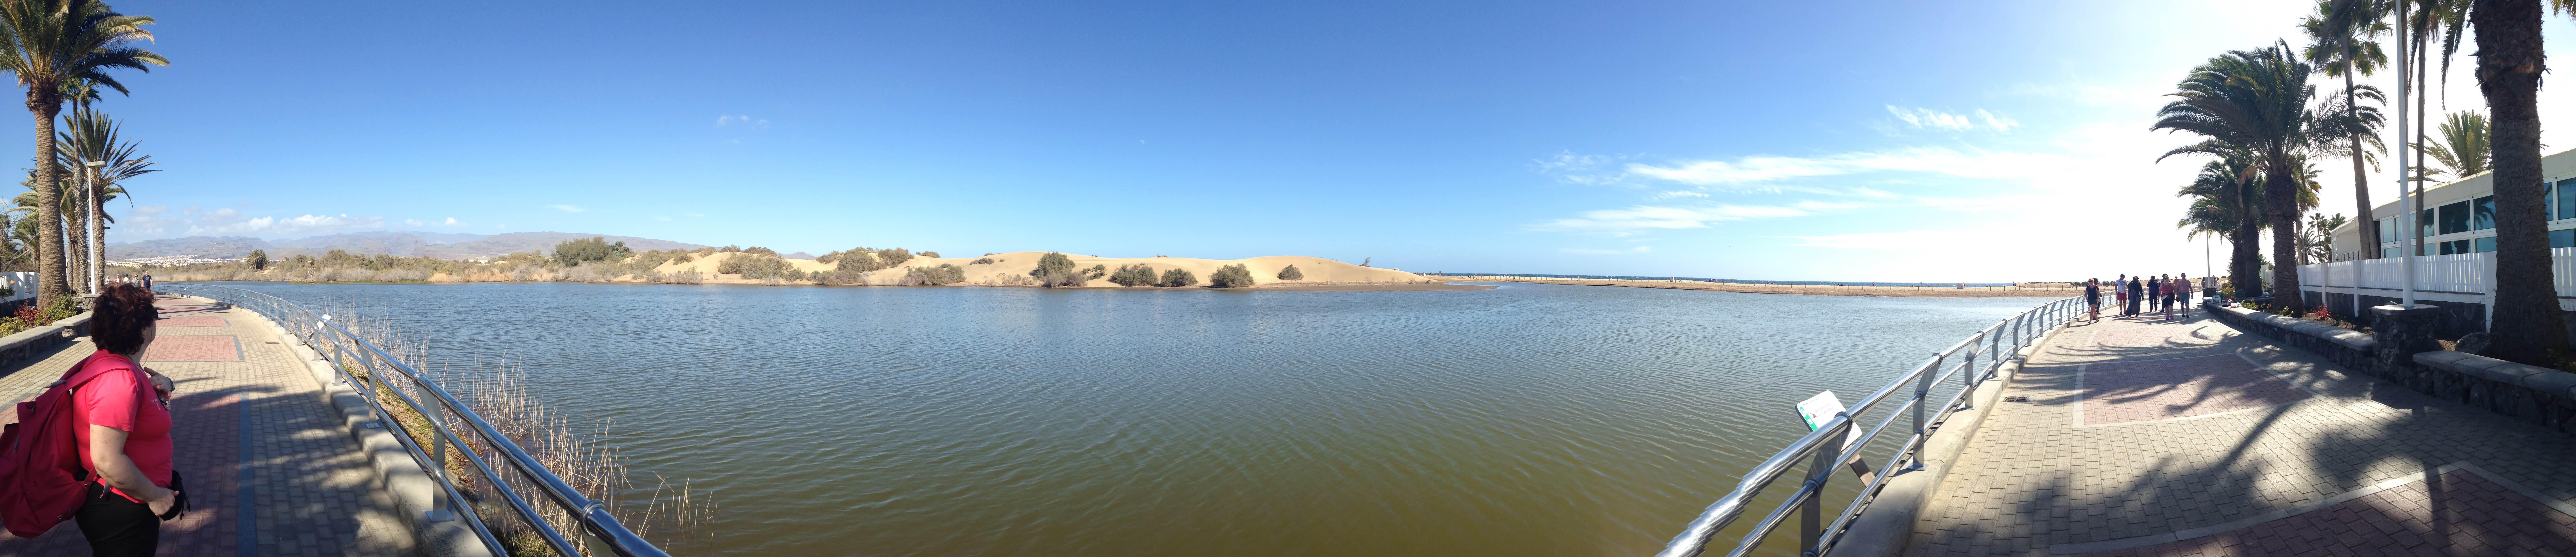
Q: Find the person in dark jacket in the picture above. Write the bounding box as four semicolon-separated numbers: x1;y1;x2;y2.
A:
2126;276;2144;316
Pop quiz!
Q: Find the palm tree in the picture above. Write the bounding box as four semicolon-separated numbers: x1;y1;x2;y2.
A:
2153;42;2347;312
2477;0;2569;366
2415;110;2488;180
2176;156;2264;293
0;0;164;309
57;107;150;292
2302;0;2390;258
2304;213;2352;264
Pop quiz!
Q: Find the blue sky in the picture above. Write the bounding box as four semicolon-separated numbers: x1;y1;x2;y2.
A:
47;1;2576;280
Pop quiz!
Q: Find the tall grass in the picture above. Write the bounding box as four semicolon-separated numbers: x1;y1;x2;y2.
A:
328;307;718;556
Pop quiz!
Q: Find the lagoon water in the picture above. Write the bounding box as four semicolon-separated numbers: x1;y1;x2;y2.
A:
211;281;2056;556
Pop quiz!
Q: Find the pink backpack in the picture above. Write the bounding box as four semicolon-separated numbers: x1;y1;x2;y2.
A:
0;352;117;537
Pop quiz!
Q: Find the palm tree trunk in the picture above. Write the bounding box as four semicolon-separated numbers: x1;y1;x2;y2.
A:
2472;0;2568;366
28;98;65;309
2348;71;2374;259
2234;213;2262;299
89;181;102;291
2266;161;2305;313
65;187;84;295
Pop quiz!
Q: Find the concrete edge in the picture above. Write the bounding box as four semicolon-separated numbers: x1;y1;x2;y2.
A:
205;295;491;557
1826;316;2076;557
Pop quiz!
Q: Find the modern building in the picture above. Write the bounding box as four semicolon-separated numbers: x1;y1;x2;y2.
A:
2329;147;2576;260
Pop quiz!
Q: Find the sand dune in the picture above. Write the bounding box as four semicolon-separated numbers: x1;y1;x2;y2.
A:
659;251;1432;287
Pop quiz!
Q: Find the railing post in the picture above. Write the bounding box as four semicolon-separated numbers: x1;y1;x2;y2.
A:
1909;352;1939;469
414;371;457;522
1958;335;1981;409
1800;416;1847;557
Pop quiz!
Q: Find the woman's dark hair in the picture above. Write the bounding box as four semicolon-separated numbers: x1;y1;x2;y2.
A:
93;284;158;355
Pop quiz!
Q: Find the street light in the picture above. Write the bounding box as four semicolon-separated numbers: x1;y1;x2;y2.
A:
83;160;103;296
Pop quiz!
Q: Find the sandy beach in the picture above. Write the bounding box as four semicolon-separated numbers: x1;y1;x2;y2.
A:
1434;275;2086;298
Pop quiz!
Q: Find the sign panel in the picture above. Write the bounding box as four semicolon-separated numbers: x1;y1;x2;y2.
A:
1795;391;1861;451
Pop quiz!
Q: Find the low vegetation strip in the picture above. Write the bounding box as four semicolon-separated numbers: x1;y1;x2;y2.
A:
1438;275;2089;298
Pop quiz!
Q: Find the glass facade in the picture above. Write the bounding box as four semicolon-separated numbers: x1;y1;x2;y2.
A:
2555;229;2576;248
2439;201;2472;234
2472;196;2495;231
2561;179;2576;221
2473;237;2497;253
2379;217;2397;242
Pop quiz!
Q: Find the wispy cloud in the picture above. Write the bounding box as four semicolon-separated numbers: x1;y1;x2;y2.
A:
1532;203;1825;237
1534;150;1639;186
547;204;587;213
715;114;770;127
1648;190;1710;200
1561;246;1653;255
1885;106;2018;132
1623;147;2075;188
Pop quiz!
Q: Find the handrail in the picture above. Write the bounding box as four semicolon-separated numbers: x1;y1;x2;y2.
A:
155;283;671;557
1655;294;2092;557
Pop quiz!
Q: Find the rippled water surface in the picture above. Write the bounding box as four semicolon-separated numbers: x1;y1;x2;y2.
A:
212;281;2056;557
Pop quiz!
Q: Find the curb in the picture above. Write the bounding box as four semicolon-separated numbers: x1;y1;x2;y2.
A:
216;296;493;557
1828;317;2075;557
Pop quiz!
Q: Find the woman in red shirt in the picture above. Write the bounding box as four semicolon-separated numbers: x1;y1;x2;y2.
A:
74;284;180;556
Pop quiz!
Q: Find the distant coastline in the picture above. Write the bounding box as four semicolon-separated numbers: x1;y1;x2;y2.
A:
139;249;1472;291
1434;275;2084;298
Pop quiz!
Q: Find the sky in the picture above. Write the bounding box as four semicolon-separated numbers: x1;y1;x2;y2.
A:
38;1;2576;281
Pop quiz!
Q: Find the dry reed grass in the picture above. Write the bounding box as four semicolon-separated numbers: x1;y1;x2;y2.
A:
327;306;718;556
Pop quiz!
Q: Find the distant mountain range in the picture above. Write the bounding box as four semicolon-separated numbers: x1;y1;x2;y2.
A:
107;232;710;260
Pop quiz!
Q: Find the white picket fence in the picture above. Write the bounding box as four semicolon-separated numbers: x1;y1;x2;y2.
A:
2295;247;2576;298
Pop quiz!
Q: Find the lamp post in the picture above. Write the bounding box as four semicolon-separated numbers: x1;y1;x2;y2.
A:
83;160;103;296
2394;3;2417;308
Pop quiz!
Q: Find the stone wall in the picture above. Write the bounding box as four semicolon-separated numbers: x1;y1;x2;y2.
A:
2208;300;2576;435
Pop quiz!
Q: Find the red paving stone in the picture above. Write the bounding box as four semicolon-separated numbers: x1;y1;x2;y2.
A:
156;315;229;328
142;336;240;363
0;392;242;557
2080;469;2576;556
2080;354;2310;425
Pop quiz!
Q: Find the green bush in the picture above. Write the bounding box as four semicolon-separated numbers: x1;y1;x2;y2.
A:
1084;264;1107;279
1029;252;1076;278
919;251;941;258
903;264;967;286
720;245;742;253
1275;264;1303;281
720;253;796;279
815;251;841;264
1158;268;1198;287
246;249;269;270
670;252;694;264
1029;252;1088;287
553;236;627;266
1108;264;1157;286
1210;264;1256;288
971;257;995;265
833;247;917;272
743;246;779;257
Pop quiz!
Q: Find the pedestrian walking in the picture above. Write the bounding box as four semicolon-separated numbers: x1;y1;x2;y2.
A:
2084;278;2102;322
2126;276;2144;316
2114;274;2129;317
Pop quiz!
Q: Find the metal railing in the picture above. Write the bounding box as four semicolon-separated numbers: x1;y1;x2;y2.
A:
156;283;670;557
1655;295;2089;557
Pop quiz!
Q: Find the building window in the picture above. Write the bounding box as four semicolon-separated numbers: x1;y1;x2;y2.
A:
2473;237;2497;253
2561;179;2576;221
2421;208;2437;238
2379;217;2397;243
2473;196;2496;231
2385;246;2402;258
2439;201;2472;234
2551;181;2562;220
2553;229;2576;248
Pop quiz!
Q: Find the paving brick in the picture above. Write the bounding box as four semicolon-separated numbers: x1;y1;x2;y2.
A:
0;293;416;556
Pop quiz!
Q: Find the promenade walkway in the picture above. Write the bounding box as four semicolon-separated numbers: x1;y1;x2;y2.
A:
0;293;415;557
1909;304;2576;556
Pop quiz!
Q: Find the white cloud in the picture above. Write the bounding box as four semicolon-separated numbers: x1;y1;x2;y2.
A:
547;204;587;213
1562;246;1653;255
1885;106;2017;132
1648;190;1710;200
181;212;387;237
1534;150;1638;186
1532;203;1825;236
715;114;770;127
1625;147;2079;188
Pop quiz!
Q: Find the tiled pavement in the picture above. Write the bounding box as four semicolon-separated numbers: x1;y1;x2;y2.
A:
1909;307;2576;556
0;293;416;557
